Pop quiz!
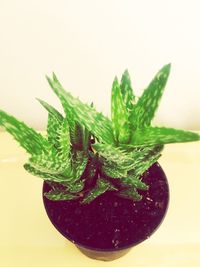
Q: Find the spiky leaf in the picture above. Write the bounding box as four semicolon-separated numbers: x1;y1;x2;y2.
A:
82;153;98;187
92;143;134;170
44;189;78;201
46;114;61;148
111;77;130;144
130;64;171;129
102;163;127;178
128;146;162;179
24;163;68;183
36;98;63;121
46;73;114;144
0;110;49;155
70;121;84;150
67;180;85;193
29;117;72;178
29;152;69;174
122;176;149;190
82;126;90;151
37;99;63;147
57;117;71;159
101;145;162;180
72;151;88;181
124;144;163;168
120;69;135;111
117;188;142;201
131;127;200;146
82;178;117;204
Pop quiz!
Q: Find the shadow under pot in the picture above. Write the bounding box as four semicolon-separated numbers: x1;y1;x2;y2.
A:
42;162;169;261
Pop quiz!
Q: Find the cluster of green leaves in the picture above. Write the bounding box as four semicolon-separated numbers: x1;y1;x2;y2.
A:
0;64;199;203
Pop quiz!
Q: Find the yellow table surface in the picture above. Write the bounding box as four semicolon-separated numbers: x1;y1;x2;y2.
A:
0;131;200;267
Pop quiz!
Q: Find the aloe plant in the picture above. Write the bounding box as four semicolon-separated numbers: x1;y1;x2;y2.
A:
0;64;199;203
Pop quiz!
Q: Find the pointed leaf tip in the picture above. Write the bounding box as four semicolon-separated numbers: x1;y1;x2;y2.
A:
166;63;171;68
122;69;129;76
130;63;171;129
46;75;53;87
48;75;113;144
161;63;171;75
52;72;59;82
113;76;119;84
45;74;50;81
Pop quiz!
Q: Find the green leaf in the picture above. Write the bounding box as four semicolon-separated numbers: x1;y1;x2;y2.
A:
82;178;117;204
37;98;64;148
118;145;162;184
123;144;163;167
111;77;131;144
44;181;66;191
44;189;78;201
46;73;114;144
0;110;50;155
67;180;85;193
72;151;88;181
131;152;161;181
82;153;98;184
101;145;162;180
82;126;91;151
122;176;149;190
29;152;70;175
102;163;127;178
131;127;200;146
36;98;63;121
46;114;61;148
92;143;133;168
94;142;163;179
130;64;171;129
70;121;84;150
120;69;135;111
24;163;68;183
128;145;162;178
117;188;142;201
27;117;72;178
57;117;71;160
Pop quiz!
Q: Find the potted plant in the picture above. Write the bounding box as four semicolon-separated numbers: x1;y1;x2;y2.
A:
0;64;199;261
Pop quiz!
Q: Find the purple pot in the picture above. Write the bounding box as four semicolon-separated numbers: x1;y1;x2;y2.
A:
43;162;169;261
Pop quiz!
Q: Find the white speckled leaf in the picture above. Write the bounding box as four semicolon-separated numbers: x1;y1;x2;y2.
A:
122;176;149;190
37;98;63;121
131;127;200;146
29;152;69;174
37;98;63;148
0;110;50;155
44;189;78;201
46;74;113;144
67;180;85;193
111;78;130;144
92;143;134;170
24;163;68;183
72;151;88;181
117;188;142;201
57;117;71;160
130;64;171;129
82;178;117;204
120;69;135;111
46;114;61;148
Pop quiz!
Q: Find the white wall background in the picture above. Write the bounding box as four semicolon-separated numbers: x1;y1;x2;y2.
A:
0;0;200;130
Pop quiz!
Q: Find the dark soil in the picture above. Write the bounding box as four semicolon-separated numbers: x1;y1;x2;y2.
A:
43;163;169;251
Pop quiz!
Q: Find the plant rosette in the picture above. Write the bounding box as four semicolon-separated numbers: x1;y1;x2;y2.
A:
0;64;199;261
